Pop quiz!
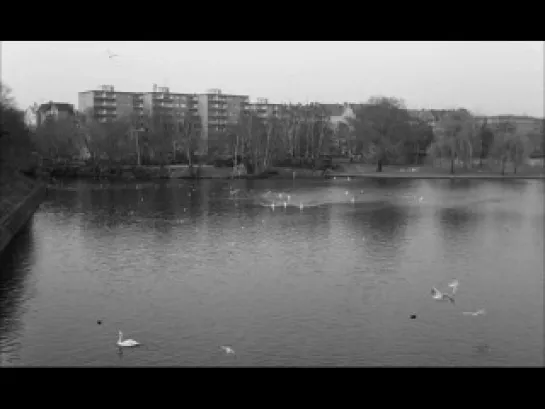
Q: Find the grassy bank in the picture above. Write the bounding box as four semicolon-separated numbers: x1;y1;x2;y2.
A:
37;160;545;183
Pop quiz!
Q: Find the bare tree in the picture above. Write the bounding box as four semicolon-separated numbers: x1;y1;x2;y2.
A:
491;120;531;175
429;110;477;174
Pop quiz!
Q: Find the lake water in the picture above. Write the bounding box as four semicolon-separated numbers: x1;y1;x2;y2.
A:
0;178;543;366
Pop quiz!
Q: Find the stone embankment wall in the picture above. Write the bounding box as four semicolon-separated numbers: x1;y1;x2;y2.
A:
0;173;46;255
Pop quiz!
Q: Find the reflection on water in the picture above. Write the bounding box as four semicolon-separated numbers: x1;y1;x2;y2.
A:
0;178;543;366
0;222;37;366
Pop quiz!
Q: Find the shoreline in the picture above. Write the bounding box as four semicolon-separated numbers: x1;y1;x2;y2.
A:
324;172;545;180
0;172;47;255
38;163;545;182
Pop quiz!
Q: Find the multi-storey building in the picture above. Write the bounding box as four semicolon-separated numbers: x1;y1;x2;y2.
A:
475;115;542;134
197;89;249;153
36;101;75;127
78;85;145;123
246;98;285;122
142;85;200;127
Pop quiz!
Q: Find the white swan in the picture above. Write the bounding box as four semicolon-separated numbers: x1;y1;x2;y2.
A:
463;309;486;316
117;331;140;348
220;346;235;355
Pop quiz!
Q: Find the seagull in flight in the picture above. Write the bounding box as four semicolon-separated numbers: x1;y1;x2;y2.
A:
431;287;455;303
106;49;119;59
431;280;458;304
448;279;459;295
220;346;235;355
463;309;486;316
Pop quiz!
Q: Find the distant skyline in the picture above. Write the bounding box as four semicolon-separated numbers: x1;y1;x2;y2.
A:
2;41;543;117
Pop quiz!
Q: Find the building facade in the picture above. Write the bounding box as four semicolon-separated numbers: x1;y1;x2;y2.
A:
246;97;285;122
197;89;249;153
78;85;144;123
142;85;200;127
36;101;75;127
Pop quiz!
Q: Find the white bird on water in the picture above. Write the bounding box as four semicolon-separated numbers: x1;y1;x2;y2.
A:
220;346;235;355
117;331;140;348
463;309;486;316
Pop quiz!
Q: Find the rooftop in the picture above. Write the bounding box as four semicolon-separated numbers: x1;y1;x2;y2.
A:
38;102;75;114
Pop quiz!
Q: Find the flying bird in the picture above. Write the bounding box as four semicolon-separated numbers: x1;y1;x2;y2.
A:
106;49;119;59
220;346;235;355
431;287;455;303
447;279;459;295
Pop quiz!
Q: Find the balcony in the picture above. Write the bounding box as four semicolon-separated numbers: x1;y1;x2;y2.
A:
96;100;117;107
154;93;173;102
96;110;116;116
209;113;228;120
94;92;116;101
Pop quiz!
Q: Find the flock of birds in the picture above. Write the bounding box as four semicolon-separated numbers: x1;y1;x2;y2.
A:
95;179;485;358
409;279;486;320
107;278;484;354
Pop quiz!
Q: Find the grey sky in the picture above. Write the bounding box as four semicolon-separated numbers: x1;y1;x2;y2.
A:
2;41;543;117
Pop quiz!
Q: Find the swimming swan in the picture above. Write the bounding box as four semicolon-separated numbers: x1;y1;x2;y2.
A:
117;331;140;348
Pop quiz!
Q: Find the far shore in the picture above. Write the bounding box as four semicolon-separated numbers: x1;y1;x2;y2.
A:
323;172;545;180
35;161;545;183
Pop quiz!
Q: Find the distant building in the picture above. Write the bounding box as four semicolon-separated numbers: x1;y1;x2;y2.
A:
246;97;284;122
475;115;542;134
24;103;39;129
326;103;357;129
36;101;75;127
78;85;144;123
142;84;200;128
197;89;249;154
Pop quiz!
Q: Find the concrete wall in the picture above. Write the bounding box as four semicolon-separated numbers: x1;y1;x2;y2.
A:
78;92;94;114
0;179;46;255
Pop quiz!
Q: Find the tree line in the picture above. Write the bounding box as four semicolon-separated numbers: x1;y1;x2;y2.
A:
2;82;543;176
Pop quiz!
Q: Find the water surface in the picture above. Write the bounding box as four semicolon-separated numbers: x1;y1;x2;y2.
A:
0;178;542;366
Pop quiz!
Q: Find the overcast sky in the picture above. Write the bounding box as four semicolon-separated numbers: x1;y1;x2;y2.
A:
2;41;543;117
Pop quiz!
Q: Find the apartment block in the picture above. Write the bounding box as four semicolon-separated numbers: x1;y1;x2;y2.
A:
36;101;75;127
246;98;286;121
78;85;144;123
475;115;543;134
197;89;249;153
142;85;200;129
